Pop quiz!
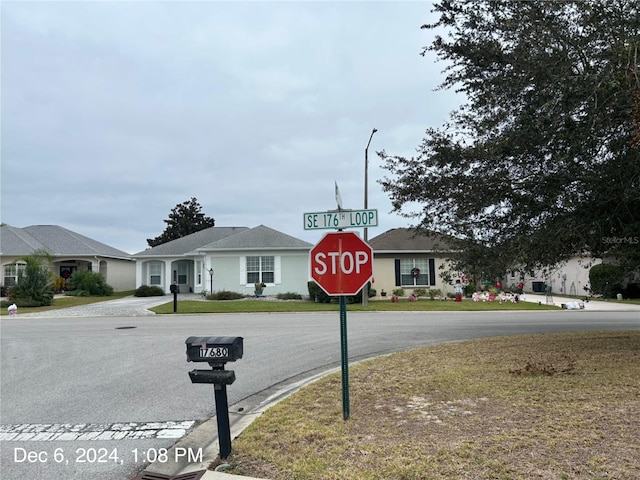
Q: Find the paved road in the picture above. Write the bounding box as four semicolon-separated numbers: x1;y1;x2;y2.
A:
1;297;638;480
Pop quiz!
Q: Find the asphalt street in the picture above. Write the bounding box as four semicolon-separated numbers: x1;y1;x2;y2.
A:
1;296;638;480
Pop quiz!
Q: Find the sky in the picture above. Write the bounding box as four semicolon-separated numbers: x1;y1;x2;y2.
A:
1;0;460;255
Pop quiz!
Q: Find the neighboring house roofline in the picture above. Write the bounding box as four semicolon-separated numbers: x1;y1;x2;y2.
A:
0;224;133;260
368;227;456;252
198;225;313;251
132;226;249;257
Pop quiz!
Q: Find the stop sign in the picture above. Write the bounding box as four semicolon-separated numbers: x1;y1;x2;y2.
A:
310;231;373;296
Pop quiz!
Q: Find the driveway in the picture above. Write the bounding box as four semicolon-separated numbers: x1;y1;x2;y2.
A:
13;294;201;318
520;293;640;311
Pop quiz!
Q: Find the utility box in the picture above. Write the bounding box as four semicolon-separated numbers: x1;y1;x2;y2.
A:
185;336;243;364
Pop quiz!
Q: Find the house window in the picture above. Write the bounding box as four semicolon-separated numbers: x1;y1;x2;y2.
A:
3;263;25;287
246;256;275;284
395;258;436;287
196;261;202;285
399;259;429;286
149;263;162;285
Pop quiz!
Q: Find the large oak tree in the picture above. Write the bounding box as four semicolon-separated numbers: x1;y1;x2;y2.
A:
380;0;640;276
147;197;215;247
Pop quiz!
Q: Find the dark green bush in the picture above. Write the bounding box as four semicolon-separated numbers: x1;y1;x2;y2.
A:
9;297;44;308
276;292;303;300
307;281;373;303
67;271;113;296
135;285;165;297
589;263;625;298
207;290;244;300
308;281;331;303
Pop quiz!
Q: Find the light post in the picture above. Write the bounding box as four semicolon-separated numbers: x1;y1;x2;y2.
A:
363;128;377;307
208;267;214;295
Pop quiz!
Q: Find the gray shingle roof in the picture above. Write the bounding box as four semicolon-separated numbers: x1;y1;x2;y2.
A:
0;225;132;259
133;227;249;257
368;228;455;252
200;225;313;251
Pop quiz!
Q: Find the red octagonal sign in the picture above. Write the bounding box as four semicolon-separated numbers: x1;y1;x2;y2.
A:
310;231;373;296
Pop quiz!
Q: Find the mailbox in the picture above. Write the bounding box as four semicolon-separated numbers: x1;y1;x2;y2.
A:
170;283;179;294
185;335;244;459
185;336;243;363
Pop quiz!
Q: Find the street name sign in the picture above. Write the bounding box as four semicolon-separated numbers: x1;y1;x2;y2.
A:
303;209;378;230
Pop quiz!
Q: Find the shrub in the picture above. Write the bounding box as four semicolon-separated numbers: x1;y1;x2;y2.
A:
589;263;625;298
207;290;244;300
428;288;442;298
67;271;114;296
308;281;332;303
7;297;43;308
464;282;477;296
8;252;53;306
621;283;640;299
392;288;405;296
52;277;67;293
135;285;165;297
277;292;303;300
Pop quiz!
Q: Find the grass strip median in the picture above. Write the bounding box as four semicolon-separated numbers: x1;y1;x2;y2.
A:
225;330;640;480
151;298;558;314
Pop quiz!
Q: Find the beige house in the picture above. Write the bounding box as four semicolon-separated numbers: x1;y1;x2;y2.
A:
368;228;455;298
0;224;135;292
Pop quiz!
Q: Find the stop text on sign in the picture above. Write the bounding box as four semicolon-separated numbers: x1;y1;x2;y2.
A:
303;209;378;230
313;250;369;275
310;231;373;296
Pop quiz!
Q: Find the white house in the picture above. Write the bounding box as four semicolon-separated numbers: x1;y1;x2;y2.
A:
514;257;602;296
133;225;313;296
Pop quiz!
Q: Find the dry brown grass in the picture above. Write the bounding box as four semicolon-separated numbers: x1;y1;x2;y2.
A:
226;331;640;480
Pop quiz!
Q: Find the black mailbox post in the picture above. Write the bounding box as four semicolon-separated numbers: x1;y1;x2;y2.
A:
170;283;179;312
186;336;243;459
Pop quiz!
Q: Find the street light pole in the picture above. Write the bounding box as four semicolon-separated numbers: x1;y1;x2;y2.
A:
208;268;214;295
363;128;377;307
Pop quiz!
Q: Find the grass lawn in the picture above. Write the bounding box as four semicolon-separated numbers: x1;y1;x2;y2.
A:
151;298;559;314
226;330;640;480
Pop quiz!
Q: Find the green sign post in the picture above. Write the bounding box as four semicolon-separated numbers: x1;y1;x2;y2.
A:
309;231;373;420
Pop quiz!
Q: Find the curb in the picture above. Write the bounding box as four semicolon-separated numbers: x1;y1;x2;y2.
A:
141;366;340;480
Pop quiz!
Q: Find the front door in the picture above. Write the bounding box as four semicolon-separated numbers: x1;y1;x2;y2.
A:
173;261;190;292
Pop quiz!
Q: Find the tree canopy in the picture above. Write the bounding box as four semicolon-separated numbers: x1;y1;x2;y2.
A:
147;197;215;247
380;0;640;276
